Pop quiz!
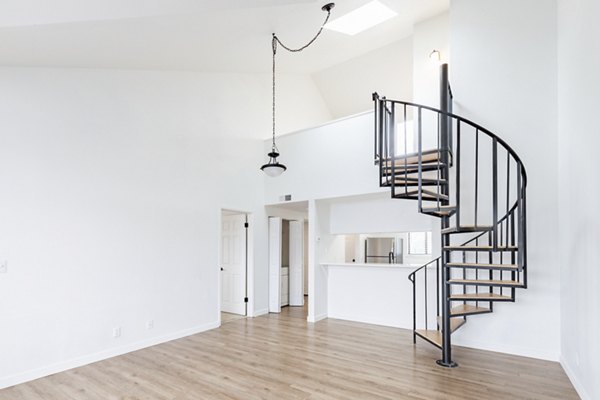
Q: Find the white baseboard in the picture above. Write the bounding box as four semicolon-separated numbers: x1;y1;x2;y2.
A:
0;320;220;390
326;312;408;329
452;336;559;362
307;313;327;323
252;308;269;317
561;356;591;400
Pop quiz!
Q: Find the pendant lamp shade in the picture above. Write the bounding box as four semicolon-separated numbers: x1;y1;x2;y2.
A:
261;151;287;177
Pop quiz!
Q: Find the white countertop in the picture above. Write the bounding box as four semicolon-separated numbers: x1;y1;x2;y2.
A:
320;262;423;269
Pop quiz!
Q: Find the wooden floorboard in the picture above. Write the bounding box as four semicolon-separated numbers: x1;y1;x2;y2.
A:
0;305;578;399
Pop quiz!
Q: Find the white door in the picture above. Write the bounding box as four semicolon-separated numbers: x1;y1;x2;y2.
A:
221;214;247;315
269;217;282;313
289;220;304;306
281;267;289;306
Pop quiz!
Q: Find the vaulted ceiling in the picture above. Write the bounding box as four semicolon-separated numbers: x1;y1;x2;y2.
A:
0;0;448;73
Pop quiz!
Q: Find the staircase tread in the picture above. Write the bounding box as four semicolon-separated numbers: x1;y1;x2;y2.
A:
422;210;456;217
423;205;456;210
447;262;519;270
382;150;442;165
415;329;443;348
382;163;446;171
444;245;517;251
449;278;523;287
442;225;493;234
450;293;512;301
420;189;449;199
394;190;449;201
450;304;491;316
436;317;467;332
390;178;447;183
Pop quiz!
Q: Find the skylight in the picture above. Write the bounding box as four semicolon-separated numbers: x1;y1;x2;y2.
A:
324;1;398;36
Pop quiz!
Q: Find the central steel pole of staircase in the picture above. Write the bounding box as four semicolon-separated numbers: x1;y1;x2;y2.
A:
437;63;457;368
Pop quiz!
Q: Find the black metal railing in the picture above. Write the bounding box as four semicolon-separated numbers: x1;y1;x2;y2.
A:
372;95;528;261
373;64;527;366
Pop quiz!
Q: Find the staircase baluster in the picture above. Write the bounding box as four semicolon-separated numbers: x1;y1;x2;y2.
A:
506;153;511;245
493;138;498;250
500;220;504;265
462;251;466;299
424;264;428;330
437;113;441;210
383;100;389;184
523;186;528;288
475;237;480;302
378;99;384;184
475;130;479;226
417;108;423;212
390;103;396;199
436;259;440;330
456;122;461;228
488;232;494;311
373;94;379;163
511;211;517;297
403;104;408;195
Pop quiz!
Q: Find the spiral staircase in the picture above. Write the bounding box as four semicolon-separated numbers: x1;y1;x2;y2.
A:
373;64;528;367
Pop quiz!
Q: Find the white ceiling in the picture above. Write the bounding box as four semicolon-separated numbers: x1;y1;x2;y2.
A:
0;0;448;73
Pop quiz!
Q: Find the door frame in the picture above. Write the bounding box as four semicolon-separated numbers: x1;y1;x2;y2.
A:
218;208;254;322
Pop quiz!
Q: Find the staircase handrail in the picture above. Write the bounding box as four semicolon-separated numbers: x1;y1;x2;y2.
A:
372;94;528;186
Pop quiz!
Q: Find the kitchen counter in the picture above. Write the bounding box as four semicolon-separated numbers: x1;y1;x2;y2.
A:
319;260;437;329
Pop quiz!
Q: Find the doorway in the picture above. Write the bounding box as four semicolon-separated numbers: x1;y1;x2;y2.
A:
269;217;305;313
220;210;248;320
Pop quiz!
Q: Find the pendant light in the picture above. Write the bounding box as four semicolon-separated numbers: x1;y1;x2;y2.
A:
261;3;335;177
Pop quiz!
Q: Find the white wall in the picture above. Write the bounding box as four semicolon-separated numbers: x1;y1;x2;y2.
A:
312;39;413;119
329;194;439;240
307;200;328;322
449;0;560;361
557;0;600;398
0;66;329;388
264;112;385;204
412;12;450;108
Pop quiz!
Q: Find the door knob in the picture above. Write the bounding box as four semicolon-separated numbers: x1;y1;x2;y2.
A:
220;267;224;271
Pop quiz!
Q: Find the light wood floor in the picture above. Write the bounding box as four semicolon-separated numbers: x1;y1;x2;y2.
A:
221;312;245;324
0;305;578;399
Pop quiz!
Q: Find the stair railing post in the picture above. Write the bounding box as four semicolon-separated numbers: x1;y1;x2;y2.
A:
437;62;457;368
411;273;416;343
517;163;524;270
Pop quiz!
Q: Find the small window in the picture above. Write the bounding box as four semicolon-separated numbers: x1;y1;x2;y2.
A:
408;232;432;255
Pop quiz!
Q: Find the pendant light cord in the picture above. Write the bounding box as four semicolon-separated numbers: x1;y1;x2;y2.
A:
271;4;334;151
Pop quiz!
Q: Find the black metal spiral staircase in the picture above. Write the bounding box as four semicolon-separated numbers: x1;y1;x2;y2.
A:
373;64;528;367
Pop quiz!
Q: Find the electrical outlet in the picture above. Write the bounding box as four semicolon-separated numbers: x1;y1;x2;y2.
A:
0;260;7;274
146;320;154;330
112;327;121;338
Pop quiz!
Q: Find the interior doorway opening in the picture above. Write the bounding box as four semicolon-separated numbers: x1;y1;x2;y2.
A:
267;201;308;317
220;209;249;322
